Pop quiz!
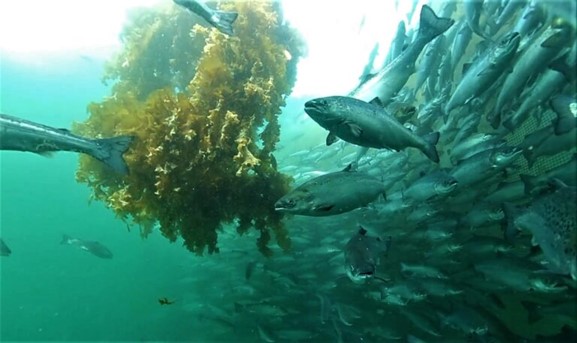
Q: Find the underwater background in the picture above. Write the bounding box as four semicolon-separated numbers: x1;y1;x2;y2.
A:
1;0;577;342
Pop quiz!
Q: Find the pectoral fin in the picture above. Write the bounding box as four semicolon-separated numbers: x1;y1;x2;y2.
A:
347;123;363;137
314;204;334;212
326;132;339;146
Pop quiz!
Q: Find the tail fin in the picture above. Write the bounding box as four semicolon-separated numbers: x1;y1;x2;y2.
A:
213;10;238;36
502;203;520;243
420;131;440;163
519;174;538;195
523;147;537;168
93;136;135;175
61;234;72;245
418;5;454;43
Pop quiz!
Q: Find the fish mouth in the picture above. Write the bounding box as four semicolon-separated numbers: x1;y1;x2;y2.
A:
274;199;295;212
433;178;458;195
304;99;327;116
358;271;374;277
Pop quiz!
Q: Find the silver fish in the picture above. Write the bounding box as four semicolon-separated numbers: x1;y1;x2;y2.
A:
351;5;454;104
444;32;520;115
449;146;522;187
503;179;577;280
450;21;473;77
413;35;446;98
502;68;567;131
384;21;407;67
344;226;391;283
0;113;134;174
61;234;113;259
492;24;572;128
173;0;238;36
274;164;386;216
463;0;491;40
403;170;458;203
304;96;440;162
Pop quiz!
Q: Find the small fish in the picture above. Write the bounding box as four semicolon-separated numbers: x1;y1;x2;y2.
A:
445;32;520;115
0;113;134;174
503;179;577;280
351;5;454;105
173;0;238;36
1;238;11;257
344;226;391;284
159;297;176;305
404;170;458;203
275;164;386;216
463;0;491;40
304;96;440;162
493;25;572;128
61;234;113;259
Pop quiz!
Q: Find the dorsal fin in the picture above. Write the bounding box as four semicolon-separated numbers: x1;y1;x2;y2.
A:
342;162;358;172
461;63;472;75
369;97;383;107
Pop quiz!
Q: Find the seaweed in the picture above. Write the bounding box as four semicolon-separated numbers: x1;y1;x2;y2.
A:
74;1;305;255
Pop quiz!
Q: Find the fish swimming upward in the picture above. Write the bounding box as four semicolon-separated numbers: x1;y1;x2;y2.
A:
503;179;577;280
0;113;135;175
61;235;113;259
173;0;238;36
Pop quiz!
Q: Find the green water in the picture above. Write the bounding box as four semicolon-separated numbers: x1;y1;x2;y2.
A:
0;54;205;341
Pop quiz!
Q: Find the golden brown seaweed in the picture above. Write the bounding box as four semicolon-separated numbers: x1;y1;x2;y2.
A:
74;1;305;255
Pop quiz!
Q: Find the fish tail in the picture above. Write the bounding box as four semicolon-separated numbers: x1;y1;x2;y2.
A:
61;234;72;245
523;148;536;169
418;5;454;44
502;110;521;133
420;131;440;163
488;109;502;129
519;174;538;195
502;203;520;243
93;136;135;175
214;10;238;36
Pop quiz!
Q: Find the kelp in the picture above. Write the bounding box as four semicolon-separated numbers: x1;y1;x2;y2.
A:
74;1;305;255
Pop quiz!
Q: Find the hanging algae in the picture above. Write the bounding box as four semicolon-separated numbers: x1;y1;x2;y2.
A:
73;1;305;255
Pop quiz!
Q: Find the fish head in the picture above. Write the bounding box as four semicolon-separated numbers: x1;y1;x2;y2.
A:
435;177;459;195
346;260;376;284
344;228;390;283
494;32;521;57
304;97;347;128
274;189;332;216
491;146;521;166
345;241;377;283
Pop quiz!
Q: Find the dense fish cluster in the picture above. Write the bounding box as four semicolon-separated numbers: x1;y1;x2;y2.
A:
267;1;577;341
